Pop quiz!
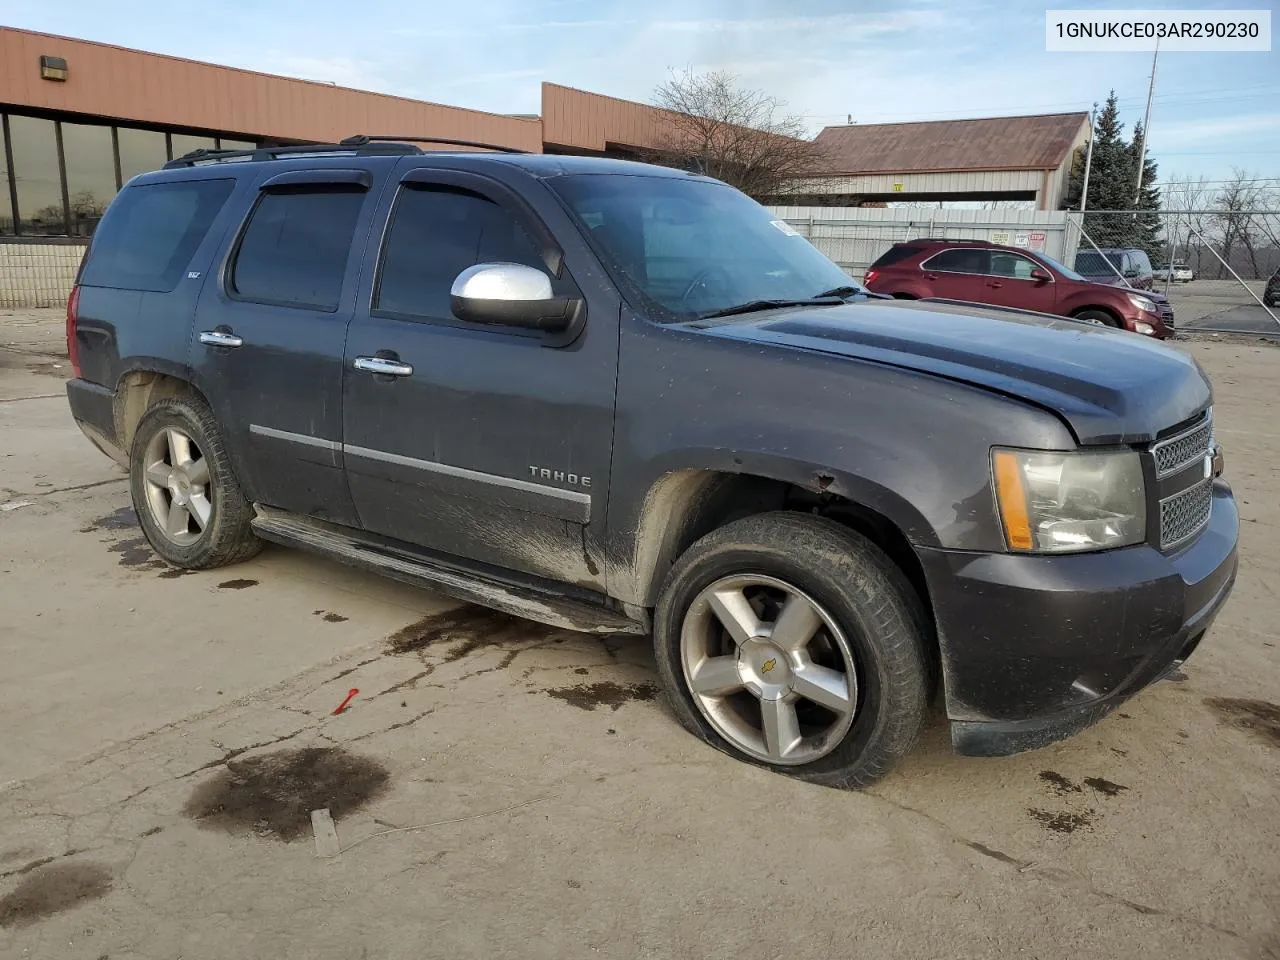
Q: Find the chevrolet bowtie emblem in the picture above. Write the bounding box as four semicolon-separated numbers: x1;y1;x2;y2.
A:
761;658;777;674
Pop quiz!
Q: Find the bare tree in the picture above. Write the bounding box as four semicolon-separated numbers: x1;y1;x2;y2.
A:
1212;169;1271;279
652;69;827;201
1163;174;1212;275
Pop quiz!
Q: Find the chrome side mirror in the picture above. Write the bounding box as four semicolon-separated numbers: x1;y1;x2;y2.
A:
449;263;578;332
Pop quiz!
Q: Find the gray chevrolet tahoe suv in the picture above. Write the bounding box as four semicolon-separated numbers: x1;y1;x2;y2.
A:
65;139;1238;787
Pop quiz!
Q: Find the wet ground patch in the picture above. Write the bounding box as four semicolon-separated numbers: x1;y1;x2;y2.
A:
79;506;137;533
1204;697;1280;747
217;578;258;590
0;862;112;928
541;680;659;711
1027;808;1097;834
183;747;390;842
386;606;564;660
1083;777;1129;797
1038;771;1082;796
109;537;165;570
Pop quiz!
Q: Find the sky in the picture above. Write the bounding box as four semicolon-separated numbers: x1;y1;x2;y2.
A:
3;0;1278;186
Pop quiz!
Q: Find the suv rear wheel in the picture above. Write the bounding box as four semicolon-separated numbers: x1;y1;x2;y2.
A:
654;512;930;788
129;396;260;569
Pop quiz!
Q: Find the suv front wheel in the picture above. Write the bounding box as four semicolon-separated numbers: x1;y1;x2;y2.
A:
129;396;261;569
654;512;931;788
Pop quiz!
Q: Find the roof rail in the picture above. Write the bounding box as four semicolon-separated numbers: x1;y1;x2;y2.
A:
340;134;530;154
909;237;995;246
163;142;425;168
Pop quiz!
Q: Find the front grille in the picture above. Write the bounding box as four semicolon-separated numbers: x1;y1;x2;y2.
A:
1152;417;1211;477
1160;480;1212;550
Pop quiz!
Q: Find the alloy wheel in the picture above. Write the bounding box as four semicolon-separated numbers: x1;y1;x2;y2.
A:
141;426;213;546
680;574;858;765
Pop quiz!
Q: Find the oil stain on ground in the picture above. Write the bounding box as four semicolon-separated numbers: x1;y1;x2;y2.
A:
217;578;258;590
0;862;112;928
109;537;165;570
1027;808;1097;834
1083;776;1129;797
80;506;138;533
542;680;659;711
1204;696;1280;747
1038;771;1082;795
386;606;563;660
183;746;390;842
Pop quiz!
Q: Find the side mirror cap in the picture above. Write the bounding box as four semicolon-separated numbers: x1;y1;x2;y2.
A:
1029;268;1052;283
450;263;578;333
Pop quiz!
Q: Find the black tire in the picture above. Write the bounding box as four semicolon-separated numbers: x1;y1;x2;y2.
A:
653;512;931;788
1072;308;1120;328
129;396;261;569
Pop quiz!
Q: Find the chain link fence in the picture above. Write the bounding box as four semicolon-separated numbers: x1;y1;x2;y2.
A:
1064;209;1279;331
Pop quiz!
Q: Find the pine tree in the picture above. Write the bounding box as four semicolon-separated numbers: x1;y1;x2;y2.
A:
1126;122;1163;257
1061;91;1162;252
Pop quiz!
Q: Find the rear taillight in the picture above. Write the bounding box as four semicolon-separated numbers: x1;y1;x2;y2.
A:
66;285;81;379
863;269;879;285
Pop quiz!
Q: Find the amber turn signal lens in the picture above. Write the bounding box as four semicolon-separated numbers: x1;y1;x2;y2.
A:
992;450;1034;551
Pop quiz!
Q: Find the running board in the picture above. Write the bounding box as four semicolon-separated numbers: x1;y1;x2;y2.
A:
251;506;646;636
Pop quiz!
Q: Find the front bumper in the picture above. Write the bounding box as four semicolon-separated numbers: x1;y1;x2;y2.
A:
920;481;1238;757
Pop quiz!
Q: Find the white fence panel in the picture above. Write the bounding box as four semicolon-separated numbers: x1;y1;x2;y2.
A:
767;206;1076;278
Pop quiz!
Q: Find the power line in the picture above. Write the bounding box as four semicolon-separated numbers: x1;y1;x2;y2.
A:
1162;177;1280;185
803;85;1280;122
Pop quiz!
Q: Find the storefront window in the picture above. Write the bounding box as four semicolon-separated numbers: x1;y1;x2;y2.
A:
1;116;260;237
117;127;168;184
60;122;116;237
170;134;217;161
0;120;15;235
9;115;65;235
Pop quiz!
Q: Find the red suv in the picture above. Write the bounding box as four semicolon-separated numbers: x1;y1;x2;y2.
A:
863;240;1172;339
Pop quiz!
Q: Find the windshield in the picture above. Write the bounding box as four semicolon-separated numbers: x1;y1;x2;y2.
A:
1074;251;1122;276
1035;252;1087;281
550;174;857;318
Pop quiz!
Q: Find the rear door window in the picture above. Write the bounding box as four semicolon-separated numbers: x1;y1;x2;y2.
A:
923;248;989;274
79;178;235;292
230;187;367;311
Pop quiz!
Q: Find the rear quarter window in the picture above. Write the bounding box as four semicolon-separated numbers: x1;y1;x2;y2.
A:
79;179;235;292
869;245;925;269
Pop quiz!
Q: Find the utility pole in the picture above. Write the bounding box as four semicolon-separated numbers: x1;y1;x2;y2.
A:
1133;39;1159;209
1080;103;1097;213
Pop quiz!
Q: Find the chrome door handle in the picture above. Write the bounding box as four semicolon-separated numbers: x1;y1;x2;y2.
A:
353;356;413;377
199;330;244;348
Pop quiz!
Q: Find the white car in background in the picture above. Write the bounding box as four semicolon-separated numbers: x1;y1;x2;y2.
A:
1154;262;1194;282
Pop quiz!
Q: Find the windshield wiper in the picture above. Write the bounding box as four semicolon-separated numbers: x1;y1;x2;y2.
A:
697;297;844;320
812;285;863;299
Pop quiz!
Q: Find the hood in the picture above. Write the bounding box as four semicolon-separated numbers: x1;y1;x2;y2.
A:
692;299;1210;444
1092;276;1165;301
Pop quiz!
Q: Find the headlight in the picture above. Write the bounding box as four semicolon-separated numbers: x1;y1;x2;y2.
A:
1127;293;1158;314
992;448;1146;553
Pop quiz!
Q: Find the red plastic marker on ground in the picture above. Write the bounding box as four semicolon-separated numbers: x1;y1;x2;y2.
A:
332;688;359;715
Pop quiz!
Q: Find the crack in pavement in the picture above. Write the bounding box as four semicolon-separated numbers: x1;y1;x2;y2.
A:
867;791;1248;942
7;476;128;501
0;394;62;403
